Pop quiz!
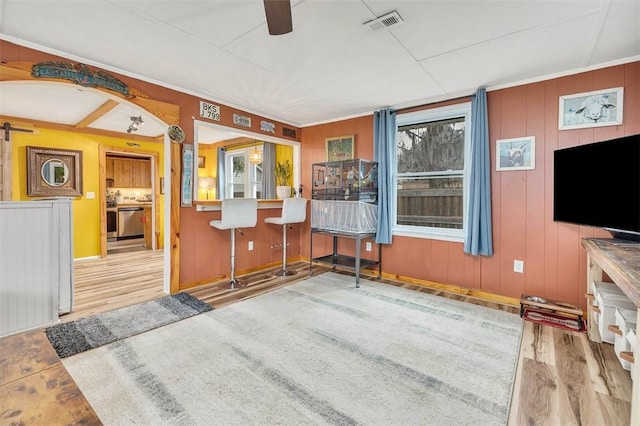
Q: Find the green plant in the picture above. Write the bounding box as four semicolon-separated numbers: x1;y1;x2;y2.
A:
274;160;292;186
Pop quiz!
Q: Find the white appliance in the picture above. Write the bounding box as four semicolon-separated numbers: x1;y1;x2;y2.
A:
0;198;73;337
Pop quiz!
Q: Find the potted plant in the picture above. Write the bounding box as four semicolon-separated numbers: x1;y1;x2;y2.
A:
274;160;292;199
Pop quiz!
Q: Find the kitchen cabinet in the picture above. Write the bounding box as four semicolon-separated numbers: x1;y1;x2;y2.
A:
106;157;151;188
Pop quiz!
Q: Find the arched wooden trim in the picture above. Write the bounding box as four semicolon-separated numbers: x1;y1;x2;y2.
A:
2;60;182;294
0;62;180;127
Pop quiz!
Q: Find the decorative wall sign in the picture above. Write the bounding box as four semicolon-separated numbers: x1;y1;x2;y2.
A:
181;144;194;207
326;135;354;161
282;127;297;138
558;87;623;130
168;124;185;144
260;120;276;133
496;136;535;171
27;146;83;197
199;101;221;121
31;61;130;98
233;114;251;128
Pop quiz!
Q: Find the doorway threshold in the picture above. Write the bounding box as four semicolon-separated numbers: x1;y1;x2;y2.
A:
107;238;146;255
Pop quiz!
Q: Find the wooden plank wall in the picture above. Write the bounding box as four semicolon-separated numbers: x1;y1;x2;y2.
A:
300;62;640;311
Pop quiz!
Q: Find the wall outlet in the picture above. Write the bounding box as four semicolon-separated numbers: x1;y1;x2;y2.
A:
513;259;524;273
248;241;254;251
365;242;372;252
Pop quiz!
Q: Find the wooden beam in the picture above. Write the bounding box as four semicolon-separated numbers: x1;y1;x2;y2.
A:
0;115;163;143
170;142;181;294
75;99;119;129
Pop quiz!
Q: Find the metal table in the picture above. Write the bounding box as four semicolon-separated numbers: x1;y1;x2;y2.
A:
309;228;381;287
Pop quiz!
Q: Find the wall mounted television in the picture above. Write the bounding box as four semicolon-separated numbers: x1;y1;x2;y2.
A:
554;133;640;241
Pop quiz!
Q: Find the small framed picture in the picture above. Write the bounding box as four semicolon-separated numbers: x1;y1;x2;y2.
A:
326;135;354;162
198;156;206;168
558;87;623;130
496;136;535;171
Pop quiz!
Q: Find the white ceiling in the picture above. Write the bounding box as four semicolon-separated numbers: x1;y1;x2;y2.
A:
1;0;639;140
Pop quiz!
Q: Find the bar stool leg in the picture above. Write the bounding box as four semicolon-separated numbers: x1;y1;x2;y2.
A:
273;224;296;276
228;228;245;289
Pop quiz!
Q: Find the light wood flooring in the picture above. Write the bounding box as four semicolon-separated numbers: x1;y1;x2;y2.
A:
0;251;633;425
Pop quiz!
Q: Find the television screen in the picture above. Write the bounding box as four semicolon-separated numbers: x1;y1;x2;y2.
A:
554;134;640;239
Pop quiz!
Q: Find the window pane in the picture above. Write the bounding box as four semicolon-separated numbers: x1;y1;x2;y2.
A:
226;149;264;199
232;156;245;198
397;117;465;173
396;117;465;230
397;175;463;229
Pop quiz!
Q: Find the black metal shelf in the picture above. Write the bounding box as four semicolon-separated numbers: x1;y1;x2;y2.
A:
309;228;381;287
312;253;380;269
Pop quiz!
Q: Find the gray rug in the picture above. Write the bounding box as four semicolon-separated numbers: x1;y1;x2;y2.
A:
62;273;523;425
46;292;213;358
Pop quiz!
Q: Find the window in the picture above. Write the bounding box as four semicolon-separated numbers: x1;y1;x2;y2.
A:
225;146;263;199
394;103;471;242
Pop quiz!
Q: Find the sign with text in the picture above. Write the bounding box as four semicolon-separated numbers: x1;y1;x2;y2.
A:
260;120;276;133
199;101;221;121
233;113;251;128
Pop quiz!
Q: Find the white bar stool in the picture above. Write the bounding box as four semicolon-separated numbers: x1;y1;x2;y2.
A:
265;198;307;276
209;198;258;289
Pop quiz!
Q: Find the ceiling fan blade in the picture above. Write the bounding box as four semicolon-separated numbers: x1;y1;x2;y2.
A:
263;0;292;35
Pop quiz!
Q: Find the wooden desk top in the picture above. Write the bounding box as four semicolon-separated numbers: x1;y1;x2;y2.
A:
582;238;640;307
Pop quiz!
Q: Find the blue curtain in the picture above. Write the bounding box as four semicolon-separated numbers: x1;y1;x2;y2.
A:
464;88;493;256
217;146;226;199
373;108;396;244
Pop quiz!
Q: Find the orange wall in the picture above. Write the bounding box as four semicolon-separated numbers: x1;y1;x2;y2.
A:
3;40;638;306
299;62;640;310
179;205;303;285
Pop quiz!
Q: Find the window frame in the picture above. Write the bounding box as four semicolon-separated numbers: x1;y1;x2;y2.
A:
224;146;262;199
393;102;472;242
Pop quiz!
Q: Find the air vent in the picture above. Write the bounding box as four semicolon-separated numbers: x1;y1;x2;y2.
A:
364;10;404;32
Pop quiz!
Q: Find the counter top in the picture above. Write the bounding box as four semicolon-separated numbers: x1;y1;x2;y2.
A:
115;203;152;208
582;238;640;306
195;199;284;211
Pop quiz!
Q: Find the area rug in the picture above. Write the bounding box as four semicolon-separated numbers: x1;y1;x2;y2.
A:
62;273;523;425
522;307;586;332
46;292;213;358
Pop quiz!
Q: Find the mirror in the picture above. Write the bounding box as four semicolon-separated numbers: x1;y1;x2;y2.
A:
194;120;300;201
41;158;70;186
27;146;83;197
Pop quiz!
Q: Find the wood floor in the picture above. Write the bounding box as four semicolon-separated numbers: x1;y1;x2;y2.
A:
0;251;633;425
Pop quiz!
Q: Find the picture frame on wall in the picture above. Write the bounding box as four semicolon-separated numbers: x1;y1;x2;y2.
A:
198;156;205;168
181;144;194;207
558;87;623;130
27;146;83;196
326;135;354;162
496;136;535;171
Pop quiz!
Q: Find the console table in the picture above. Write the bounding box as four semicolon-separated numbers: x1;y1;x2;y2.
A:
583;237;640;424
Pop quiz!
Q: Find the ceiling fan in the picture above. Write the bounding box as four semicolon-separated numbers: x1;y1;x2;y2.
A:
263;0;293;35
